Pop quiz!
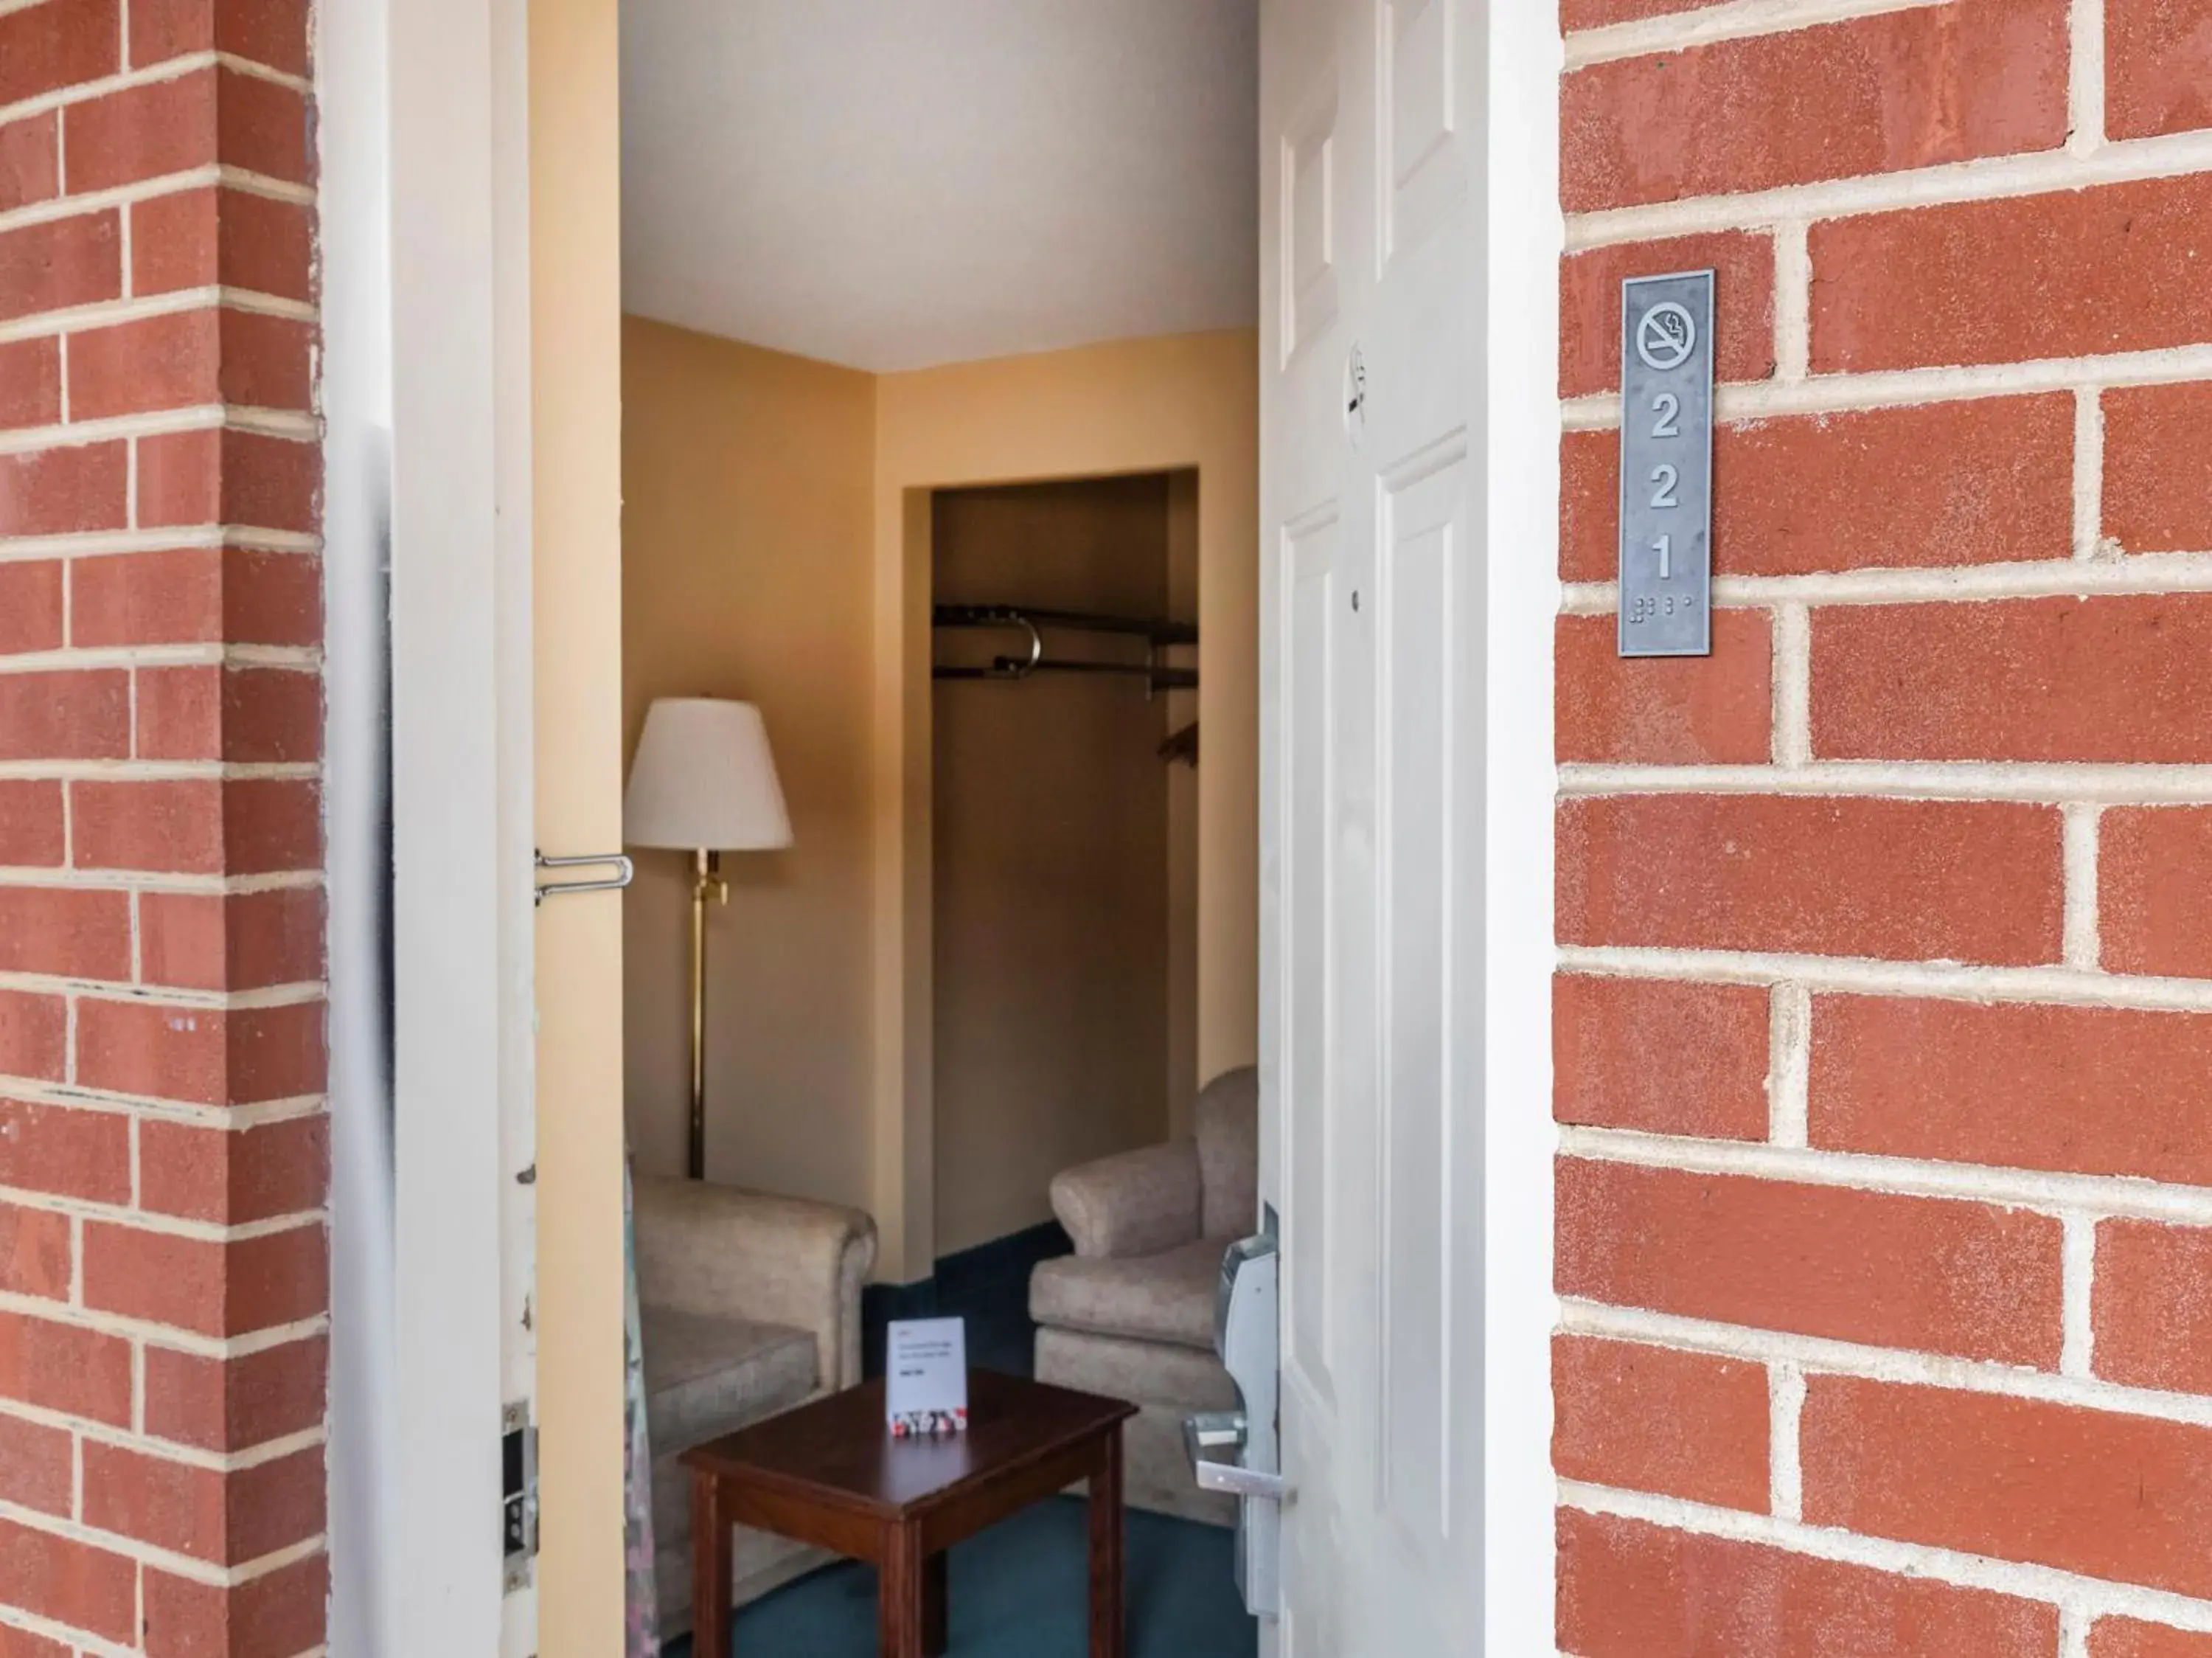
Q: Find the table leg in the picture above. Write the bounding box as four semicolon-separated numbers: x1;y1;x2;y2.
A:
692;1472;733;1657
879;1522;929;1658
923;1550;949;1656
1088;1426;1124;1658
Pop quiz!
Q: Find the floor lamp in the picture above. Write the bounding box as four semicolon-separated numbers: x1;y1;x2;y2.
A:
624;698;793;1180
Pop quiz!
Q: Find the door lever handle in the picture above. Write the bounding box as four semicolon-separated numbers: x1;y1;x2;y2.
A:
1194;1460;1288;1501
1183;1412;1288;1502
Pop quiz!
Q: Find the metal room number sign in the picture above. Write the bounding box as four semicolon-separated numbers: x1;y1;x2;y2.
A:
1618;271;1715;657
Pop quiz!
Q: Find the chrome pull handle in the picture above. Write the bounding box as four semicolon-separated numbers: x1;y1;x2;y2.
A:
533;850;635;905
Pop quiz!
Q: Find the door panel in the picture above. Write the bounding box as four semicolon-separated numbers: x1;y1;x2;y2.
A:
1262;0;1482;1648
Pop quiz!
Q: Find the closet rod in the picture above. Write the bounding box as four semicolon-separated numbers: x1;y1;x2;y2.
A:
931;603;1197;648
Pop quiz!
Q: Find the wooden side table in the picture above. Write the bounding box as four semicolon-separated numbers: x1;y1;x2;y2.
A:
684;1370;1138;1657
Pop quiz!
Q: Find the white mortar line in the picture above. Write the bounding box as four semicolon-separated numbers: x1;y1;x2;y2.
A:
0;156;308;242
2063;803;2104;969
1767;1361;1806;1522
0;1186;328;1244
2062;1212;2098;1380
1565;126;2212;252
0;868;322;895
1559;1480;2212;1630
0;971;326;1010
1562;550;2212;612
1559;1124;2212;1228
0;395;317;455
0;760;317;782
1767;983;1811;1149
212;54;314;96
2070;0;2108;157
0;1084;327;1131
0;1294;328;1360
1563;0;1939;69
1563;344;2212;429
1771;604;1810;766
0;1489;330;1592
2074;388;2110;560
0;642;319;670
1560;761;2212;805
0;1397;326;1474
2062;1607;2095;1658
1772;220;1812;384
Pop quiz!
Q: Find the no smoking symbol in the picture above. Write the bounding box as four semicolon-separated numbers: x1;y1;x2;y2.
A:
1635;302;1697;372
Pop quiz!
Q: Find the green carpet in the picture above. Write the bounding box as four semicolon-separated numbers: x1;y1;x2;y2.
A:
670;1498;1257;1657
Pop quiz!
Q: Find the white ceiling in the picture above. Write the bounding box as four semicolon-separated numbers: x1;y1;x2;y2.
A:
619;0;1260;373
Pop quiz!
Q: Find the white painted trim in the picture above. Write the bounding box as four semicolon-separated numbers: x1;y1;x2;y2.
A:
1486;3;1562;1653
1563;0;1937;69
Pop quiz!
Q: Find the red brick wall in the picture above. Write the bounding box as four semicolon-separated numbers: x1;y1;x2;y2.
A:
1556;1;2212;1652
0;2;325;1653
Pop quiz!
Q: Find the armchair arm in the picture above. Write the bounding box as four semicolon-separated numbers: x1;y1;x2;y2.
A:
633;1175;878;1390
1049;1140;1203;1259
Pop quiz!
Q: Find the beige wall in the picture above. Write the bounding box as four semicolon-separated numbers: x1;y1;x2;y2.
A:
621;325;1258;1281
872;330;1260;1280
620;317;878;1213
931;476;1183;1256
532;0;625;1647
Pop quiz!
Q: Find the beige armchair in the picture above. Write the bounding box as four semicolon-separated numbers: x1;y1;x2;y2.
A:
1029;1066;1258;1525
633;1175;877;1634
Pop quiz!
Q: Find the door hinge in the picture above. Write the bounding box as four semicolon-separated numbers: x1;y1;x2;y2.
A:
502;1399;538;1593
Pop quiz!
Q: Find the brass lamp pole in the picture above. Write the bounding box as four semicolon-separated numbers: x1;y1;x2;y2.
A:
624;699;793;1182
687;847;728;1180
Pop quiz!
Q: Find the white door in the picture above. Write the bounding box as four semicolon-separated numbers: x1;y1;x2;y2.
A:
1259;0;1486;1651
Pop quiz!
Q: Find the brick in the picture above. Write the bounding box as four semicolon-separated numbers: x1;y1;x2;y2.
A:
1558;1507;2059;1658
137;665;322;763
1813;176;2212;373
2094;1621;2212;1658
2104;807;2212;978
1553;974;1770;1140
0;441;128;538
2105;383;2212;555
1562;396;2076;583
1552;1335;1769;1510
83;1440;321;1564
1557;795;2062;965
0;668;129;760
0;1623;67;1658
0;210;121;324
1557;1157;2063;1364
131;0;312;77
0;0;120;111
1811;995;2212;1187
0;336;62;430
1815;596;2212;763
132;184;315;302
0;114;60;215
1557;609;1771;764
144;1333;324;1451
142;886;324;991
0;1412;73;1516
76;996;325;1105
1804;1376;2212;1598
0;1310;131;1425
137;427;319;533
2094;1220;2212;1397
0;561;62;654
62;66;308;192
0;1097;129;1204
140;1113;327;1223
2107;0;2212;139
69;307;313;420
0;1201;71;1301
71;547;322;648
0;1514;136;1643
1561;0;2067;212
0;782;65;867
0;993;65;1083
71;777;320;875
1560;232;1773;398
0;886;131;978
83;1220;324;1336
143;1553;327;1658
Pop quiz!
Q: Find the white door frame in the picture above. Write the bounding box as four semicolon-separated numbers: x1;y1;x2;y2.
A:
323;0;538;1651
1480;4;1565;1651
327;4;1562;1652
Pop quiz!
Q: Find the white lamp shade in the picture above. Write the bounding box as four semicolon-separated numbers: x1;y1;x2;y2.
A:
625;698;793;851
